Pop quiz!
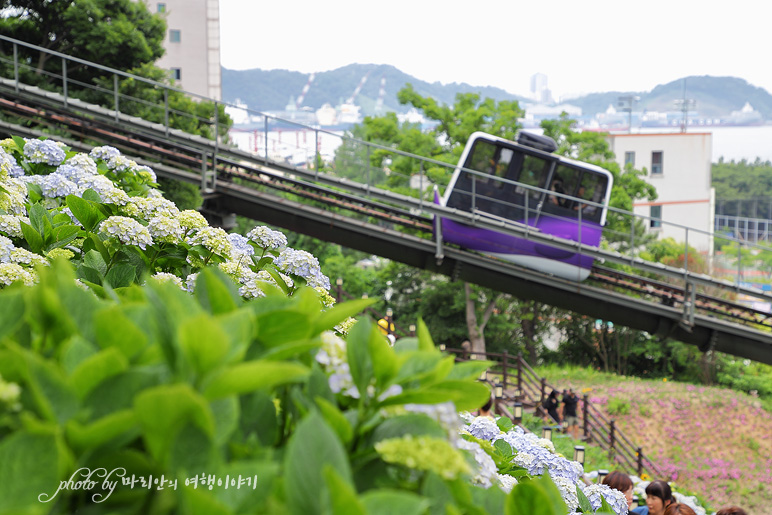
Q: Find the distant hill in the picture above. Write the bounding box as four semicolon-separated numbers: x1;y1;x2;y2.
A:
222;63;529;117
222;65;772;121
567;76;772;120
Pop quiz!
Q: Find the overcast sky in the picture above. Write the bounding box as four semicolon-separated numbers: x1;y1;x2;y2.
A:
219;0;772;101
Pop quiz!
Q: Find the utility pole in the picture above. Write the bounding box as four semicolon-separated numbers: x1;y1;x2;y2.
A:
617;95;639;133
674;79;696;133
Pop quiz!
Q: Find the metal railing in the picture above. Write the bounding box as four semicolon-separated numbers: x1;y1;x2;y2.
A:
447;348;664;478
3;34;772;322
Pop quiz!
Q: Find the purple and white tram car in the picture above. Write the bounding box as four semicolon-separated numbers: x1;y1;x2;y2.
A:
436;131;613;281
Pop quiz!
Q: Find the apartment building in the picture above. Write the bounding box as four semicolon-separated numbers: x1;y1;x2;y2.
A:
606;132;715;253
150;0;222;101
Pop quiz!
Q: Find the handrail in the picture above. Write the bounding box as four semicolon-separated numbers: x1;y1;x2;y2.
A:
445;348;664;478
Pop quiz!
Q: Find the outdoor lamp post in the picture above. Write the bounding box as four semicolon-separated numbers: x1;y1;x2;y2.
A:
479;370;488;382
439;343;446;351
541;426;552;441
598;469;609;484
495;383;503;400
573;445;585;467
513;402;523;424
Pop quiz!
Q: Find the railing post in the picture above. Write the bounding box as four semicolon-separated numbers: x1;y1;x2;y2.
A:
609;419;616;456
13;42;19;92
366;145;371;195
213;101;219;179
200;151;208;191
264;116;269;163
335;278;342;303
164;88;169;137
113;74;119;121
517;353;523;397
637;447;643;477
583;394;589;439
502;351;509;391
540;377;546;405
314;129;320;179
62;58;68;107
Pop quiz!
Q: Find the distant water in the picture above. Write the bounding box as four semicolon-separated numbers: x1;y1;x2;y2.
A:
636;125;772;163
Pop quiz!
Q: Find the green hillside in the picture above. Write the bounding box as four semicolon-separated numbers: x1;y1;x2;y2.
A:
536;365;772;514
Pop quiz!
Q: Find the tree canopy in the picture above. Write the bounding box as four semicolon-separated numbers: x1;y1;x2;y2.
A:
0;0;165;85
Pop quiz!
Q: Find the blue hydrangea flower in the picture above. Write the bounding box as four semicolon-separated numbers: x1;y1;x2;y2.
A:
23;138;66;166
40;174;78;198
89;145;121;161
228;233;255;259
466;416;500;441
274;248;330;290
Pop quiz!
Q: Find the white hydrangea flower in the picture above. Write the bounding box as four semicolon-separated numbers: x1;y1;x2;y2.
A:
537;437;556;453
552;475;580;513
0;235;15;262
0;215;24;238
147;216;184;244
247;225;288;250
178;210;208;231
78;174;116;197
124;197;179;219
64;153;98;175
135;165;157;183
150;272;185;290
99;187;131;206
98;216;153;250
10;248;49;268
238;278;266;299
0;262;35;286
184;272;198;293
456;438;498;488
106;154;136;172
0;147;18;178
186;226;232;257
0;177;28;215
496;473;517;494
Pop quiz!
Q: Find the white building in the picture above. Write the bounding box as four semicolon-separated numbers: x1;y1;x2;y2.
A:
149;0;222;101
606;132;715;254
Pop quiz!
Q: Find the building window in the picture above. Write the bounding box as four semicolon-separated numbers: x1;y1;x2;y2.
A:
624;151;635;167
650;205;662;228
170;68;181;81
157;3;166;12
651;151;663;175
169;29;181;43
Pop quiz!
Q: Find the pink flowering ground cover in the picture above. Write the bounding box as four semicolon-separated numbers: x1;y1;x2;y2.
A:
539;367;772;514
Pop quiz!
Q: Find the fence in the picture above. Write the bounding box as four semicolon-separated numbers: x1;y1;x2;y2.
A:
446;348;664;479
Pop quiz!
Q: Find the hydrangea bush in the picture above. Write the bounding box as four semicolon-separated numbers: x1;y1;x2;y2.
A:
0;136;630;514
0;136;330;301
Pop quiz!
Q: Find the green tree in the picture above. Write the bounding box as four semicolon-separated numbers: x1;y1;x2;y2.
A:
0;0;165;86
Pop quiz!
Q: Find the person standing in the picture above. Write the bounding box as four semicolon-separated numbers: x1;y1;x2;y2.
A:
562;389;580;439
543;390;560;425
